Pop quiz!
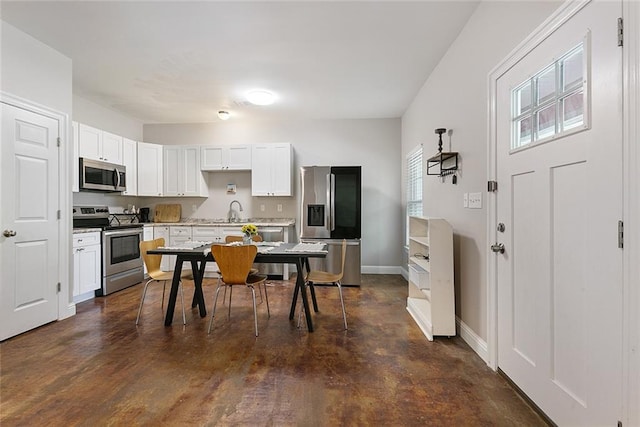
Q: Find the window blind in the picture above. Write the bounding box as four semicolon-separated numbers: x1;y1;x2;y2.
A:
406;145;423;218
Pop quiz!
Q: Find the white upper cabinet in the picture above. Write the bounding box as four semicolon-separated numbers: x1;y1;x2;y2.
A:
121;138;137;196
201;145;252;171
164;145;208;197
101;131;123;164
137;141;164;197
77;123;123;164
251;143;293;196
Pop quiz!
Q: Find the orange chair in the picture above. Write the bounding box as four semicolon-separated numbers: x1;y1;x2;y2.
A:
208;244;269;336
137;238;193;325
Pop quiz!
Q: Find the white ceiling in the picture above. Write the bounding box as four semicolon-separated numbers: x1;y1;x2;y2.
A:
0;1;479;124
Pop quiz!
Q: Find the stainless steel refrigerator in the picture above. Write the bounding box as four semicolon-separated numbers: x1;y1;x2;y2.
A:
300;166;361;286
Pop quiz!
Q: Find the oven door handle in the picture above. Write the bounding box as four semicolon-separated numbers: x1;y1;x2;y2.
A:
103;229;142;237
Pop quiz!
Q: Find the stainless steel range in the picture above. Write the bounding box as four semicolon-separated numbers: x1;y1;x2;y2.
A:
73;206;144;296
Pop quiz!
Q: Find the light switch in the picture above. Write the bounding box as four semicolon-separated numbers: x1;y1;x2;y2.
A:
463;193;469;208
469;192;482;209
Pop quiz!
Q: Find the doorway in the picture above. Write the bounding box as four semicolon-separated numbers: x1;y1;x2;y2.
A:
488;1;623;424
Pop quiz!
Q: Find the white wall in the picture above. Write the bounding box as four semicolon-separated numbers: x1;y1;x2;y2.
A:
143;119;402;271
0;21;72;114
0;20;74;319
401;1;561;341
73;94;144;141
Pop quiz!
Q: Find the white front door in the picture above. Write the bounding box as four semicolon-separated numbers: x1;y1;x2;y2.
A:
0;102;60;341
495;1;622;425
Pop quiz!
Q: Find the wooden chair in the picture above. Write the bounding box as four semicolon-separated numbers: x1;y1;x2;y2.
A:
225;234;262;276
137;238;193;325
218;234;264;302
208;244;270;336
302;239;348;329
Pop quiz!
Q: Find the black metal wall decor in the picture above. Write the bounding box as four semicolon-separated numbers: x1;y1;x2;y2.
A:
427;128;459;177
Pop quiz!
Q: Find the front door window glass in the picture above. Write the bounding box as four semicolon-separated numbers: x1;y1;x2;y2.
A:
511;42;587;151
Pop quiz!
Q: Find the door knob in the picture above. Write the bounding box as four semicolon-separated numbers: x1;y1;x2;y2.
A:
3;230;17;237
491;243;505;254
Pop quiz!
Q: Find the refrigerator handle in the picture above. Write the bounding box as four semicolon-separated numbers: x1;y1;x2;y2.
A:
326;173;331;232
330;173;336;231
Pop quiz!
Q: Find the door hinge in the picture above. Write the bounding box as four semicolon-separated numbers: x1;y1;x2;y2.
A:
57;210;61;220
57;282;61;293
618;220;624;249
618;18;623;47
57;136;61;147
487;180;498;192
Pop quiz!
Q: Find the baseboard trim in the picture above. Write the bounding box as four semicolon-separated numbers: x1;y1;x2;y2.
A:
361;266;402;275
456;317;489;364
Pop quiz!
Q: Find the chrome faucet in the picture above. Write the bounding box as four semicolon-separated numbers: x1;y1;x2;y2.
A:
228;200;243;222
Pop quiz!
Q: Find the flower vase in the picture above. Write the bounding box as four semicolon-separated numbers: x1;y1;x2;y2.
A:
243;235;252;245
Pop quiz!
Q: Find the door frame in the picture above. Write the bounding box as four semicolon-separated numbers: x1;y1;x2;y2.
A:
486;0;639;424
1;91;75;324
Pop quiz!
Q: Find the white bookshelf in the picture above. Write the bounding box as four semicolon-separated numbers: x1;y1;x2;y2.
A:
406;216;455;340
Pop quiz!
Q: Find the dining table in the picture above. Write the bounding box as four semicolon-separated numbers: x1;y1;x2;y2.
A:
147;242;328;332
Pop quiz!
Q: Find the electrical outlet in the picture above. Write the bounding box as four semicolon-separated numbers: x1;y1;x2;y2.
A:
260;204;265;212
192;204;197;213
277;204;283;212
463;193;469;208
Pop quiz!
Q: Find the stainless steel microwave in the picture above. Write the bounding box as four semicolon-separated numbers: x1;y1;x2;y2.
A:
79;158;126;192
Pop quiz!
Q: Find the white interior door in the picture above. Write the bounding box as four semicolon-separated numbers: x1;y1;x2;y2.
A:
495;1;623;425
1;102;60;341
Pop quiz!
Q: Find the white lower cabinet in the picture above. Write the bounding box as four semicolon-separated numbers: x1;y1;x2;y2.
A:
73;231;101;303
153;225;170;272
191;226;222;276
169;226;192;274
406;216;455;341
142;225;154;276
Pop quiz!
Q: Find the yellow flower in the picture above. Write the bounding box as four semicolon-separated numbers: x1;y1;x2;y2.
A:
241;223;258;236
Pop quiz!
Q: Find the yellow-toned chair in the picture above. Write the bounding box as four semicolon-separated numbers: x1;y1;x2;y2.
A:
302;239;348;330
137;238;193;325
208;244;270;336
224;234;262;276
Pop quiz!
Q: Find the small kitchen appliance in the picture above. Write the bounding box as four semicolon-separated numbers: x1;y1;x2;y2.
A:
79;158;127;192
139;207;151;223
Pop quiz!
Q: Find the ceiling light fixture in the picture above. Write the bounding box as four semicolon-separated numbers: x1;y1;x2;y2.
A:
217;110;230;120
246;90;275;106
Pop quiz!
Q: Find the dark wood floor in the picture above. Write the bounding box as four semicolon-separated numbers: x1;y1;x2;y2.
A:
1;274;547;426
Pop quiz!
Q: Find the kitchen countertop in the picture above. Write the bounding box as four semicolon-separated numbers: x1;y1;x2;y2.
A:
73;227;102;234
143;218;296;227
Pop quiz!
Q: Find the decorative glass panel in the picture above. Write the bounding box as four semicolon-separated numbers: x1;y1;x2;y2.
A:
536;104;556;140
562;48;583;91
515;82;532;116
536;65;556;105
516;116;532;148
562;91;584;131
510;40;587;151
